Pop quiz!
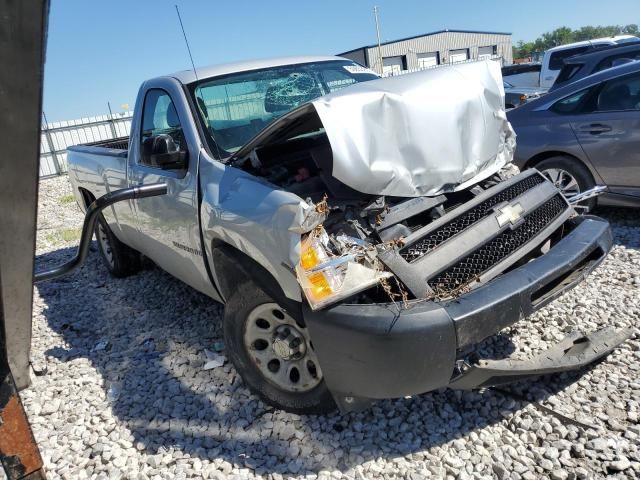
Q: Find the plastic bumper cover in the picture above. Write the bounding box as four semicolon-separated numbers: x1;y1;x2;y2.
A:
449;326;632;390
304;215;628;411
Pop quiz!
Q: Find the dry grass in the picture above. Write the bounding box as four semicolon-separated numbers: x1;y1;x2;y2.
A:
46;227;82;245
58;194;76;205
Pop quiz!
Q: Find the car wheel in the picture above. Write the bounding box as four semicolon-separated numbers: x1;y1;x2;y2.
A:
95;215;142;277
223;278;336;414
535;156;596;210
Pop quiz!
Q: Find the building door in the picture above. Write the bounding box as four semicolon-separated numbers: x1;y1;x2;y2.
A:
478;46;496;60
449;49;469;63
383;56;406;75
417;52;438;69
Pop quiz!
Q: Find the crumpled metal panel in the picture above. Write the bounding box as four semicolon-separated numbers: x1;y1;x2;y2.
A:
199;155;313;302
312;60;516;197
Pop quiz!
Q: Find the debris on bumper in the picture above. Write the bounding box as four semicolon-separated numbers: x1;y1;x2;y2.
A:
449;326;633;390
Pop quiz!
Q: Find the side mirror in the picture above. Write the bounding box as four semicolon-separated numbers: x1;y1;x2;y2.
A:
142;134;187;170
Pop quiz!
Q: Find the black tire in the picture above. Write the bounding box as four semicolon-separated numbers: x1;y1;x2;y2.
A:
535;156;597;210
95;215;142;277
223;279;336;414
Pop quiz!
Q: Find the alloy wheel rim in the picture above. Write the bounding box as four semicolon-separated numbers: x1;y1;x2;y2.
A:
243;303;322;393
541;168;581;200
97;223;115;267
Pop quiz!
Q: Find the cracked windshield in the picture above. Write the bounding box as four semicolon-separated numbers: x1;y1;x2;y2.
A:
193;60;378;155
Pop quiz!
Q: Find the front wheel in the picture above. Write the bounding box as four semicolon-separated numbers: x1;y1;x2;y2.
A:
223;280;336;414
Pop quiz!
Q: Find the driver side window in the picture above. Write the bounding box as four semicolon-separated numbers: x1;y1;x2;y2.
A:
140;89;186;167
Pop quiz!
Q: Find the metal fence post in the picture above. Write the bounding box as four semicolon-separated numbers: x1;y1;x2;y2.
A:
107;102;118;138
41;112;62;175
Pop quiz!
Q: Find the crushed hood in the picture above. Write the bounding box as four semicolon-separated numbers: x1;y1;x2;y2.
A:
311;60;516;197
234;59;516;198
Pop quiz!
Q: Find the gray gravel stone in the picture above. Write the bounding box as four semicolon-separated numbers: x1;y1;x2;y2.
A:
550;469;568;480
608;456;631;472
539;459;554;471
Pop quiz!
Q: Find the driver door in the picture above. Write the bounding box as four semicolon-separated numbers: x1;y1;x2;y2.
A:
127;81;218;298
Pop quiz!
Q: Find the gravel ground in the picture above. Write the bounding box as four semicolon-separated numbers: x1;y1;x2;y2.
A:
20;175;640;479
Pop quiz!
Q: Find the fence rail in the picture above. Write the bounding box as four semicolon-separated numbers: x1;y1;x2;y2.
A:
40;111;133;177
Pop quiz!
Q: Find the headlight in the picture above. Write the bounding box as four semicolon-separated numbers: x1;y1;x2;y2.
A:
296;227;392;310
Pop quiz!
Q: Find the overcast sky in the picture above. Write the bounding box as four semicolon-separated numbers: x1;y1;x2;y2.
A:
43;0;639;121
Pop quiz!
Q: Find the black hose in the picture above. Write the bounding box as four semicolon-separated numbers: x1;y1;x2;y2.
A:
33;183;167;283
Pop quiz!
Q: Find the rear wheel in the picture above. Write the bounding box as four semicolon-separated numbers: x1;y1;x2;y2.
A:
95;215;142;277
535;156;596;210
223;279;336;414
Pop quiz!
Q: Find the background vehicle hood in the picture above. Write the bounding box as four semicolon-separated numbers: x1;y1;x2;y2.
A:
311;60;516;197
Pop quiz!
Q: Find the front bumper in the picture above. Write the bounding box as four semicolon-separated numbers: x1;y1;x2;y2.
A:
304;215;629;411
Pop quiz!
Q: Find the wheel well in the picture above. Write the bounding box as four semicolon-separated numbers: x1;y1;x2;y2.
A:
211;243;292;306
524;151;579;170
523;151;597;184
78;187;96;210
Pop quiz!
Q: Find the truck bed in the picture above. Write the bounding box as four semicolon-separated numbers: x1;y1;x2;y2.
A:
67;136;130;213
81;136;129;152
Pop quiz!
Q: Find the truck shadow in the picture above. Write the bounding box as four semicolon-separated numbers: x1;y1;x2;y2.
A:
32;207;637;476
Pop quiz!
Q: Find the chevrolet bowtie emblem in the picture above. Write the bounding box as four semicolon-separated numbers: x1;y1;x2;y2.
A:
496;203;524;227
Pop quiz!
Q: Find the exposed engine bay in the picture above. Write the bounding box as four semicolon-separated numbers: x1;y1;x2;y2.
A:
235;119;573;310
230;61;570;311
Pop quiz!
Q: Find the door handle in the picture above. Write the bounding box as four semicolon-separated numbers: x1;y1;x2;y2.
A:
577;123;612;134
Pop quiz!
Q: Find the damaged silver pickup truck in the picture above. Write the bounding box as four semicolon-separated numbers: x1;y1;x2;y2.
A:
67;56;630;413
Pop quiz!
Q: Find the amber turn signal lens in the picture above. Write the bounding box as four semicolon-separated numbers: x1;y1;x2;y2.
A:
300;246;322;270
306;271;333;299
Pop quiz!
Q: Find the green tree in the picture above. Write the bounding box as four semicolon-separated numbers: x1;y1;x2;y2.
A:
540;27;575;48
623;24;639;35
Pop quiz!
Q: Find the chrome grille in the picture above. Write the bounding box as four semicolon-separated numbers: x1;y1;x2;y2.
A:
400;174;545;262
427;194;567;295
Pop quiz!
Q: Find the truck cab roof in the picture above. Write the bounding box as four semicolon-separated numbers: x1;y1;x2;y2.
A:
165;55;348;85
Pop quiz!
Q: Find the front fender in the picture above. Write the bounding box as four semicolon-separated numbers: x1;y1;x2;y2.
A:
199;156;307;302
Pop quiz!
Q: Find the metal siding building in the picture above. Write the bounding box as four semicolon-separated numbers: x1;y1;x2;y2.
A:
339;30;512;74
